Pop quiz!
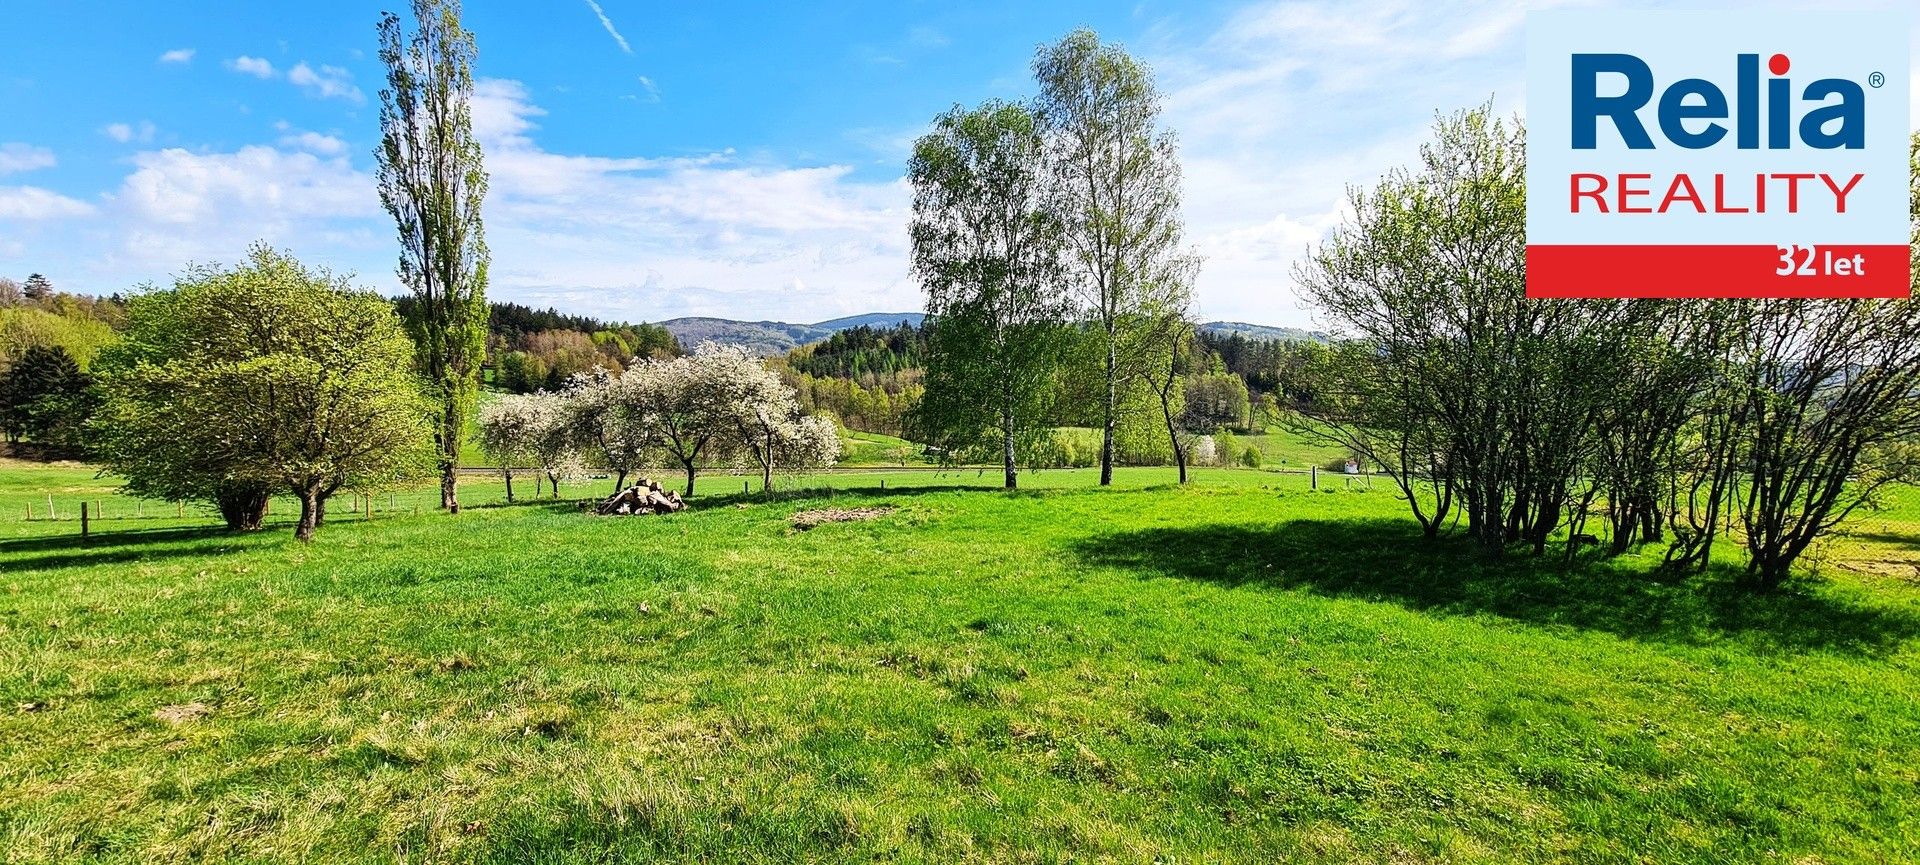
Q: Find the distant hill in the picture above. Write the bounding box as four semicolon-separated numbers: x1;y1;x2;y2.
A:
1198;321;1327;343
662;312;1316;355
657;317;833;356
813;312;924;332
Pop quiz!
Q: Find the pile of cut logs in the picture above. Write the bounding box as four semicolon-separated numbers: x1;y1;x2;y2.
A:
594;479;686;516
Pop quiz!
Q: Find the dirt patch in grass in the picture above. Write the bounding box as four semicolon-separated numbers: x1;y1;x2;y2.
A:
790;506;896;531
153;703;211;725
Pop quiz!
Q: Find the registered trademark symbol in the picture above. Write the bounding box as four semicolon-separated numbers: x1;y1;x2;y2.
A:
1869;71;1885;88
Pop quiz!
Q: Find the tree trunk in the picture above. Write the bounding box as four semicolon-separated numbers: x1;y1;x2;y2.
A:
216;484;270;532
503;468;515;503
1159;388;1186;484
1100;332;1116;486
1002;417;1017;490
548;471;560;498
683;461;697;497
295;487;321;542
612;469;627;495
440;466;459;514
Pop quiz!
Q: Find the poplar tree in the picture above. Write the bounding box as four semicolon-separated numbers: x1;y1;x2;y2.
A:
376;0;489;513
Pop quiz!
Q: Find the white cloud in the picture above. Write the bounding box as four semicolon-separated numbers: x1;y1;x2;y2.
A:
0;187;95;220
226;55;275;78
158;48;196;65
102;121;158;144
7;79;907;318
279;131;349;155
582;0;633;54
116;146;376;227
636;75;660;103
287;62;364;103
466;79;911;321
0;143;57;175
1148;0;1531;325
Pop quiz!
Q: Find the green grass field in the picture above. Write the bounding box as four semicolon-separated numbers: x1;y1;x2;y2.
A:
3;458;1918;863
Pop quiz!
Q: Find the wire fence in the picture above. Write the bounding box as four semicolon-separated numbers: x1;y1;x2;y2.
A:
10;466;1913;580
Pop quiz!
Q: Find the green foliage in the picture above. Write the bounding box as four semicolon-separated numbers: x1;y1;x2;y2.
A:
781;368;919;438
0;306;119;372
92;245;436;539
786;322;924;379
377;0;490;506
494;349;547;393
467;299;681;394
1212;429;1239;467
1181;371;1248;433
1024;426;1100;469
0;344;95;449
908;99;1074;488
1198;329;1328;404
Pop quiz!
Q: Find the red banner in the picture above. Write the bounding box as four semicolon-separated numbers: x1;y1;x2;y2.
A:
1525;244;1912;298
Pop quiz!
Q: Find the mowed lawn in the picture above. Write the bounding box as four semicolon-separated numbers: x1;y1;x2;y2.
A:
3;459;1919;863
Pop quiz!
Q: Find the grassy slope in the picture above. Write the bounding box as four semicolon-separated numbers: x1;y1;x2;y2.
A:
2;461;1918;863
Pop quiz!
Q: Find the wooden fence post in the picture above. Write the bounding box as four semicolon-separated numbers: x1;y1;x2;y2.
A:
80;502;89;539
1311;465;1318;490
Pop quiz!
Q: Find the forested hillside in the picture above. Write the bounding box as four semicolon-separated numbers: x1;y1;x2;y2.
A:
778;322;927;436
458;300;680;393
772;317;1329;464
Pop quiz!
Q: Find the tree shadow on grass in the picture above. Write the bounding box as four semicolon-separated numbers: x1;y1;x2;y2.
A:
0;524;260;572
1835;530;1920;552
1072;518;1920;657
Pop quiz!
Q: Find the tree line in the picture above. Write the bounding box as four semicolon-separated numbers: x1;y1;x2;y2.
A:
0;274;122;450
1290;105;1920;591
476;300;680;393
776;323;927;437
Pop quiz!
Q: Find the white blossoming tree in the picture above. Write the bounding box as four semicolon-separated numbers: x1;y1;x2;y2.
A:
561;366;652;494
477;394;539;502
735;380;842;492
626;344;761;497
522;391;587;497
545;344;839;499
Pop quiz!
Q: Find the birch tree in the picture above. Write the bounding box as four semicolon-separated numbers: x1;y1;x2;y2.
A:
1034;29;1192;486
908;100;1073;489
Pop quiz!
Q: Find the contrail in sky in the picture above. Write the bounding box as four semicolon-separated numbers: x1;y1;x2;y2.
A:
583;0;633;54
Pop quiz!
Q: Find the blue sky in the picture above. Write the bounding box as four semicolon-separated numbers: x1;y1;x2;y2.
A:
1;1;1914;327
